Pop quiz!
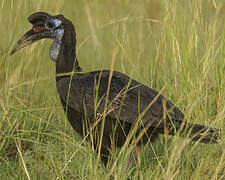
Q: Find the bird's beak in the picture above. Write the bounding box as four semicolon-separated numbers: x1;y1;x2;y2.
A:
10;28;49;55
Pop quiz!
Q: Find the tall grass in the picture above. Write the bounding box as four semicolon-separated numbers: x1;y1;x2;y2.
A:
0;0;224;179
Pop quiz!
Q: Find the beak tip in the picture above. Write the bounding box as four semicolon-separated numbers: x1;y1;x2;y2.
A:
10;41;24;55
10;28;39;56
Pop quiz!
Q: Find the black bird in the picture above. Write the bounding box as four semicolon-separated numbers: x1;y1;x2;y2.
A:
11;12;219;166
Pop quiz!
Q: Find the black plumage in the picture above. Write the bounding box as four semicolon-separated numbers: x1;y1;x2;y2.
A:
11;12;220;165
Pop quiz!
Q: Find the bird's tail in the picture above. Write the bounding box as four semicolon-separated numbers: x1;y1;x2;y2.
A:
182;122;220;144
155;121;220;144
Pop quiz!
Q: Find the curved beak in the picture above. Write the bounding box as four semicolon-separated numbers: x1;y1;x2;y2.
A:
10;28;50;55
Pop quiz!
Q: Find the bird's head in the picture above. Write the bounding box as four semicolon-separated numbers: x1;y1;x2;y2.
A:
10;12;66;55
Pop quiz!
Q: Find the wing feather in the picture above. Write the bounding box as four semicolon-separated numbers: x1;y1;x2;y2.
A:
56;70;184;127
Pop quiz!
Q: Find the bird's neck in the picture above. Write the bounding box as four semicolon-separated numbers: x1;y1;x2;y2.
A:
55;23;82;81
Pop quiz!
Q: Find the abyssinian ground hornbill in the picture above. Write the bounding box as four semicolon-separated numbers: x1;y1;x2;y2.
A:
11;12;220;166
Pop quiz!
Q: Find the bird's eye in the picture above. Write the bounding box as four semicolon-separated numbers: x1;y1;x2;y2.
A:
45;19;62;30
46;21;56;29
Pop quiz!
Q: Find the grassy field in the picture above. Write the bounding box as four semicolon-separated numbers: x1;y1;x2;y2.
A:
0;0;225;179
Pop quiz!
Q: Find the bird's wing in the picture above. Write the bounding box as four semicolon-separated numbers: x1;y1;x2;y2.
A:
57;70;184;127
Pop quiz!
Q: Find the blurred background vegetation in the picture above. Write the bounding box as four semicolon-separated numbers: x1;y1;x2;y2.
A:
0;0;225;179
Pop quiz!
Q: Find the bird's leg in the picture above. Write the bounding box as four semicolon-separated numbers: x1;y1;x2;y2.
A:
99;146;110;166
125;145;141;169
